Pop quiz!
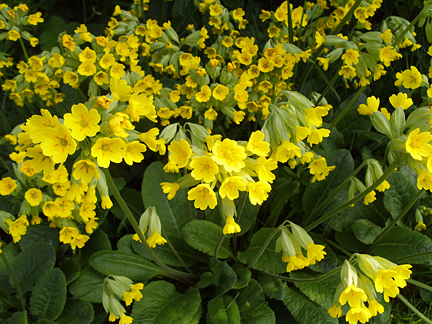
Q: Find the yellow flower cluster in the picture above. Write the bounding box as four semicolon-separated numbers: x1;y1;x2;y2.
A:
275;222;326;272
329;256;411;324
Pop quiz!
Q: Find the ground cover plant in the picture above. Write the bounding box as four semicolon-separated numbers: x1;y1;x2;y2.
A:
1;0;432;323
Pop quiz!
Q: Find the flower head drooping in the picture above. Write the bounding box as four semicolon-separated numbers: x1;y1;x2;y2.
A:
223;215;241;235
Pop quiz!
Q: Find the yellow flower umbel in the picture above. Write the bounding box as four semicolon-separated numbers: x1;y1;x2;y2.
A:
275;222;326;273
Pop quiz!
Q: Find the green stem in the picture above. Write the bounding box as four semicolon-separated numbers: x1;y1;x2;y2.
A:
247;227;281;269
397;294;432;324
102;169;197;282
330;86;366;130
161;228;192;273
368;189;424;252
407;279;432;293
287;0;294;44
395;251;432;263
0;253;25;311
305;161;398;232
297;0;363;92
305;160;369;226
255;265;342;283
0;155;10;171
315;70;340;106
392;0;431;49
214;234;226;260
18;37;29;61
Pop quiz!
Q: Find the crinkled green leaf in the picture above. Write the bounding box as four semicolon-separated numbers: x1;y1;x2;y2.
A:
232;263;251;289
56;300;94;324
352;219;382;245
258;275;285;301
237;228;286;274
30;268;66;320
210;259;237;295
384;172;419;219
371;227;432;264
142;162;193;236
18;222;59;250
283;286;337;324
11;242;56;293
237;279;275;324
182;220;231;258
208;295;240;324
89;251;163;280
69;266;105;303
131;281;201;324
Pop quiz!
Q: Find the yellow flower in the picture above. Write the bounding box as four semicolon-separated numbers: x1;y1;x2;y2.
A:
328;304;342;318
346;306;372;324
146;229;167;248
62;34;75;51
307;129;330;146
339;65;356;78
73;160;100;184
247;181;271;205
40;125;77;164
389;93;413;110
380;29;392;43
79;47;97;63
6;215;29;243
168;139;192;168
205;108;218;120
364;190;376;205
406;128;432;160
124;141;147;165
212;84;229;101
64;104;100;141
77;61;96;76
139;128;159;151
342;49;359;65
56;198;75;218
109;113;134;138
219;176;246;200
71;233;90;249
247;131;270;157
223;215;241;234
190;155;219;182
339;284;367;308
358;96;380;116
91;137;125;168
188;184;217;210
286;254;310;272
212;139;246;172
110;78;131;102
0;177;17;195
256;157;278;183
379;46;399;67
417;170;432;191
307;243;326;265
276;141;301;163
7;30;20;41
28;12;44;25
415;221;427;231
196;85;211;102
161;182;180;200
396;66;422;89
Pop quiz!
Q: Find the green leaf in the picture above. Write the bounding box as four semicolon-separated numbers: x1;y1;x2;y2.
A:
352;219;382;245
56;301;94;324
267;181;299;225
195;272;212;289
321;127;344;154
210;259;237;295
69;266;104;303
384;172;419;219
335;228;368;253
237;228;286;274
186;306;203;324
131;281;201;324
58;258;81;284
0;242;20;295
258;274;285;301
142;162;192;236
11;242;56;293
117;234;135;254
237;279;275;324
132;234;198;267
81;228;112;264
283;286;337;324
232;263;251;289
325;188;363;232
4;311;28;324
302;150;354;217
89;251;163;281
290;271;340;309
207;295;240;324
182;220;231;258
111;187;144;221
371;227;432;264
30;268;67;320
18;222;59;250
236;192;259;235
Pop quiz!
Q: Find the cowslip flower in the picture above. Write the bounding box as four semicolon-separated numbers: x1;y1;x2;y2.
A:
212;139;246;172
168;139;192;168
188;184;217;210
25;188;43;206
247;131;270;157
358;96;380;116
219;176;246;200
73;159;100;184
223;215;241;234
40;125;77;163
91;137;125;168
0;177;17;195
405;128;432;160
190;155;219;182
63;103;100;141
